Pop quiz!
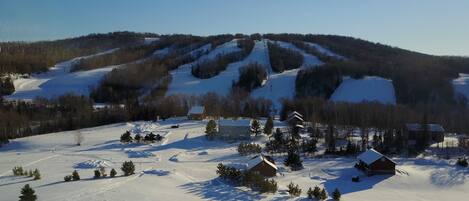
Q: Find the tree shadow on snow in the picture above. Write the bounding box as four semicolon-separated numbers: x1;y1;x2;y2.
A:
322;167;392;195
430;166;468;187
180;178;265;201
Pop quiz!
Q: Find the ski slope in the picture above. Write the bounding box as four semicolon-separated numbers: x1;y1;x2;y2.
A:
251;41;324;110
305;42;346;60
330;76;397;105
453;73;469;105
0;120;467;201
5;49;119;101
167;39;269;96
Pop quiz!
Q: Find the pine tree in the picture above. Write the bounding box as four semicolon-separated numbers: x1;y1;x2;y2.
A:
319;188;328;200
263;116;274;135
307;187;314;199
64;175;72;182
251;119;262;136
120;131;132;143
110;168;117;177
28;170;33;177
313;186;321;199
274;128;283;142
72;170;80;181
332;188;341;200
121;161;135;176
19;184;37;201
134;134;142;143
33;169;41;180
287;182;302;197
94;169;101;179
205;120;217;140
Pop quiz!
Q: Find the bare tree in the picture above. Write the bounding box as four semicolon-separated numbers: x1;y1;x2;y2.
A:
74;131;84;146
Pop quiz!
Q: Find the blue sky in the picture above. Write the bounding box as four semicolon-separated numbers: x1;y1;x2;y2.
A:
0;0;468;56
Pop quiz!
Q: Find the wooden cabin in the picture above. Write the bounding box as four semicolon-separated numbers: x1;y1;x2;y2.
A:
356;149;396;175
217;119;252;141
405;123;445;145
187;106;205;120
247;155;277;177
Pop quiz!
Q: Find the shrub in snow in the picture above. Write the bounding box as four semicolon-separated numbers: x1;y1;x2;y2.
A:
332;188;341;201
457;157;468;167
237;142;262;156
110;168;117;178
64;175;72;182
12;166;24;176
120;131;132;143
33;169;41;180
74;132;84;146
19;184;37;201
121;161;135;176
287;182;302;197
205;120;217;140
94;169;101;179
307;186;322;200
134;134;142;143
319;188;328;200
28;170;34;178
72;170;80;181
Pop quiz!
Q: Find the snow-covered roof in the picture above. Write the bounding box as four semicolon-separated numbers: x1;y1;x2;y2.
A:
405;123;445;133
187;106;204;115
288;111;303;118
247;155;277;170
218;119;251;127
357;149;395;165
287;114;304;122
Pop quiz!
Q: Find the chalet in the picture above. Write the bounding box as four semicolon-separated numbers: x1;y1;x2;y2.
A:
287;111;304;126
187;106;205;120
246;155;277;177
356;149;396;175
217;119;252;140
405;123;445;145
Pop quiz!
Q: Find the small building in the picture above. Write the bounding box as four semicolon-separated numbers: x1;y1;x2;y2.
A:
356;149;396;175
287;111;304;126
405;123;445;144
187;106;205;120
247;155;277;177
217;119;252;140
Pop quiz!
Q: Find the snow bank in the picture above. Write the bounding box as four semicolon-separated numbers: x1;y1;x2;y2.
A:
74;160;112;169
130;122;160;135
330;76;397;105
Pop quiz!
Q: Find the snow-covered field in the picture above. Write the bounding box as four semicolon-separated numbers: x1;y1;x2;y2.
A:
453;73;469;104
5;49;119;101
1;120;467;201
330;76;397;105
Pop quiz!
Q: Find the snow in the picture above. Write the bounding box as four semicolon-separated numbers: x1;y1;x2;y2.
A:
5;48;120;101
246;155;277;170
330;76;397;105
304;42;346;60
74;160;112;169
0;120;468;200
273;41;324;68
167;39;267;96
453;73;469;105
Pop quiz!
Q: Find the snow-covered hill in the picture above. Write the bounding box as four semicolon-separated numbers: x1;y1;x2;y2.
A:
330;76;397;105
0;120;467;201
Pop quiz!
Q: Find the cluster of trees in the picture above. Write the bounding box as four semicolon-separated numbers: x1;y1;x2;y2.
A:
191;51;245;79
267;42;303;73
64;170;81;182
216;163;278;194
237;142;262;155
12;166;41;180
295;65;343;98
307;186;328;200
0;77;15;96
235;63;267;93
0;32;152;75
120;131;163;144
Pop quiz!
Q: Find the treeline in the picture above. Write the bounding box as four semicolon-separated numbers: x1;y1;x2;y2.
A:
191;38;254;79
267;42;303;73
265;33;469;106
235;63;267;92
0;32;152;74
295;65;342;98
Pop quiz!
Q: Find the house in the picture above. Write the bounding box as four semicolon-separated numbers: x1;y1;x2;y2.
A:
187;106;205;120
287;111;304;126
356;149;396;175
247;155;277;177
405;123;445;145
217;119;252;140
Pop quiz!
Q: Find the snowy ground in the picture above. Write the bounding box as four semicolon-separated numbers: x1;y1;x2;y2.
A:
330;76;397;105
5;49;119;101
1;120;467;201
453;73;469;105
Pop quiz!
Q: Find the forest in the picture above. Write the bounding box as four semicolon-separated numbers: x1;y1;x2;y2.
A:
267;42;303;73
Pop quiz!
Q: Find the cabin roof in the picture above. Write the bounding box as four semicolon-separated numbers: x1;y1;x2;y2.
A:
247;155;277;170
405;123;445;133
187;106;204;115
218;119;251;127
357;149;396;165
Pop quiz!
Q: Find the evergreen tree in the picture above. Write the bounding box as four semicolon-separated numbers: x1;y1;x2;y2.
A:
319;188;328;200
72;170;80;181
274;128;283;142
332;188;341;201
110;168;117;177
64;175;72;182
263;116;274;135
134;134;142;143
120;131;132;143
33;169;41;180
287;182;302;197
205;120;217;140
94;169;101;179
28;170;33;177
121;161;135;176
19;184;37;201
251;119;262;136
284;151;303;170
